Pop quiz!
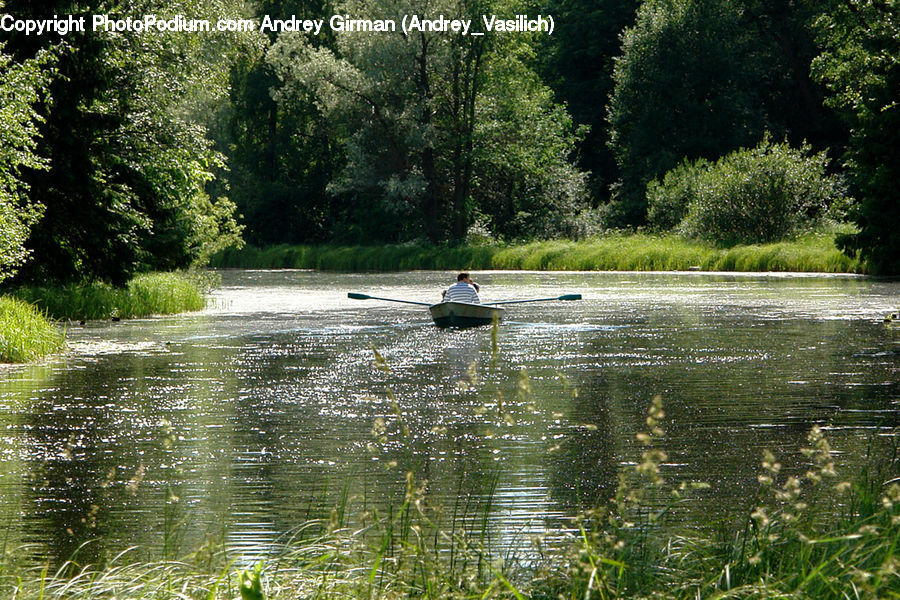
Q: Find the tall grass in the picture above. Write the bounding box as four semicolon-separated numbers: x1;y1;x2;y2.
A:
539;400;900;599
214;243;500;272
2;352;896;598
212;233;863;274
8;271;213;321
0;296;64;362
2;395;897;598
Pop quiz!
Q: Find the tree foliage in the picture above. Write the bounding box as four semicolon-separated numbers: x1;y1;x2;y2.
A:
217;0;338;247
268;0;587;243
475;46;588;239
0;0;896;272
607;0;764;227
650;137;847;245
3;0;247;284
813;0;900;275
0;39;51;283
606;0;845;228
539;0;638;199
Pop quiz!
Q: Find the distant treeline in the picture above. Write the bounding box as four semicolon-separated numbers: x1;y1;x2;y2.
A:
1;0;898;284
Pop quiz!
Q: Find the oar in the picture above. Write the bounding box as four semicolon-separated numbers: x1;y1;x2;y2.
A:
348;292;431;307
483;294;582;306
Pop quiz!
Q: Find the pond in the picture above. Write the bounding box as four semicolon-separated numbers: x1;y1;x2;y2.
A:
1;270;898;565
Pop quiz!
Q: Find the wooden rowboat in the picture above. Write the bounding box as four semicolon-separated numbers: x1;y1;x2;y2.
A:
428;301;503;328
347;292;580;328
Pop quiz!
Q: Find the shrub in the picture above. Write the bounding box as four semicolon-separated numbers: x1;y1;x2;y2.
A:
672;137;847;245
465;215;496;247
646;158;709;230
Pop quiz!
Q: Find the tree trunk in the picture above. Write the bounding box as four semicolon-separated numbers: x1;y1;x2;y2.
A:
450;36;484;240
414;32;443;243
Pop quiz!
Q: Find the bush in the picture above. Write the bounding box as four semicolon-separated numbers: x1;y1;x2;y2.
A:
646;158;709;230
659;137;847;245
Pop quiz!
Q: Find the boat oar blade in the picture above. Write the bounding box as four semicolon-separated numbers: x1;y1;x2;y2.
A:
347;292;431;307
483;294;584;306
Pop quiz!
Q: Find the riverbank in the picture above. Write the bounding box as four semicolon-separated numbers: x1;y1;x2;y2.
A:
0;297;65;363
211;232;863;274
0;271;214;363
3;408;896;599
8;271;214;322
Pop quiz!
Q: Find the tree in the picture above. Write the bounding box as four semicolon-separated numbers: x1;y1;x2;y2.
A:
813;0;900;275
268;0;587;243
0;40;51;283
4;0;246;284
741;0;846;152
607;0;764;227
539;0;639;201
605;0;847;228
217;0;339;247
474;41;589;239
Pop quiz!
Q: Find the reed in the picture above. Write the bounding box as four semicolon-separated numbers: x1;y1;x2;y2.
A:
3;407;896;599
0;296;64;363
535;402;900;599
8;271;212;321
3;359;896;598
211;232;863;274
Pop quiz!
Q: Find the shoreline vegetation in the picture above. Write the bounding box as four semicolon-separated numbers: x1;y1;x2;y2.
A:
9;271;214;322
0;271;214;363
211;232;863;274
2;398;897;599
0;297;65;363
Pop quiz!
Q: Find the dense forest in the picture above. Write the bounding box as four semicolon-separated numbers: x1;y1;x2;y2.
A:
1;0;898;281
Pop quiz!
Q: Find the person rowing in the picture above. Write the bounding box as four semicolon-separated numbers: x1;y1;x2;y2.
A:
442;272;480;304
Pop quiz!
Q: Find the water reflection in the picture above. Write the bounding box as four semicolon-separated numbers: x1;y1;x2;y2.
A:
0;270;897;564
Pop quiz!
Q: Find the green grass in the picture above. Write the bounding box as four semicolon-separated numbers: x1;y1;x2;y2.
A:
1;401;897;598
2;369;897;598
212;232;863;274
8;271;213;321
0;296;64;363
533;403;900;599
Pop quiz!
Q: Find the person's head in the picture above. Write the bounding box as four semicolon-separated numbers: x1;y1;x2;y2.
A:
457;272;470;282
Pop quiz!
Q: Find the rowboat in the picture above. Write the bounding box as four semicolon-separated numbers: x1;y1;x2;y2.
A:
429;301;503;328
347;292;581;328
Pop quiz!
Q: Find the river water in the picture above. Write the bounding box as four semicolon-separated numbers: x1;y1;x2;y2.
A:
1;270;898;564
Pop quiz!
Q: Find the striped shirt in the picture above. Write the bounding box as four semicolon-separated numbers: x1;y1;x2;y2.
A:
445;281;480;304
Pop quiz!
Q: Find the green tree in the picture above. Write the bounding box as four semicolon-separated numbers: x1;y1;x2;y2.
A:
742;0;846;151
475;41;588;239
606;0;845;228
217;0;338;247
813;0;900;275
4;0;246;284
269;0;587;243
0;35;51;283
607;0;764;227
539;0;638;200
